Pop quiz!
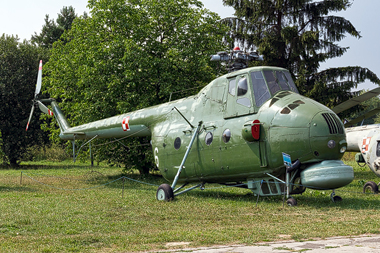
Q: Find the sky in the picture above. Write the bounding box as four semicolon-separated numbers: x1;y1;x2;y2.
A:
1;0;379;91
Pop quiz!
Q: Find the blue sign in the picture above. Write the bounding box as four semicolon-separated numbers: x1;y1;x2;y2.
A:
282;152;292;168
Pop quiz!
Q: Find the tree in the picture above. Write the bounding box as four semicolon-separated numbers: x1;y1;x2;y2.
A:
31;6;80;48
222;0;380;117
45;0;228;173
0;35;49;166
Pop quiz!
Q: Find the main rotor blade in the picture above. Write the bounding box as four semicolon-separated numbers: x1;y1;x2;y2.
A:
34;60;42;97
37;101;54;116
26;105;35;131
344;106;380;127
332;87;380;114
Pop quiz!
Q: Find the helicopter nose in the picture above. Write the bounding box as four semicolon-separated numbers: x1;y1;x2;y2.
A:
309;112;347;160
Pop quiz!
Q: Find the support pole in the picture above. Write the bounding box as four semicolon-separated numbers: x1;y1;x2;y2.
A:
90;142;93;167
72;135;76;163
171;121;202;190
256;180;263;207
286;170;290;199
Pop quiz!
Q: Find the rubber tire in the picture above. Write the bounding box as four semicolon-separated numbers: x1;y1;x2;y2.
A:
332;195;342;202
156;184;174;201
286;197;297;207
363;181;379;194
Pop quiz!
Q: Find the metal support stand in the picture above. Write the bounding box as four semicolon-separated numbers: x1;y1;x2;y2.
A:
73;135;98;164
174;183;203;196
72;135;76;163
286;170;290;199
171;121;202;190
173;183;189;193
90;142;93;167
255;180;263;207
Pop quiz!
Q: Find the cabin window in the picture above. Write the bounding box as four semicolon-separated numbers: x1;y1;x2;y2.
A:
228;79;236;96
251;71;271;107
236;97;251;107
377;142;380;157
222;129;231;143
205;132;213;146
237;77;248;96
174;137;181;150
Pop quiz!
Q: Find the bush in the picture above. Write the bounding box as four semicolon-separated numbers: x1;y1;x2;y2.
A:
24;144;70;162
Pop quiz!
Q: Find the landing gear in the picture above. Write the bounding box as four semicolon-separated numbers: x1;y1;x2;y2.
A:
330;191;342;202
363;181;379;194
286;197;297;206
156;184;174;201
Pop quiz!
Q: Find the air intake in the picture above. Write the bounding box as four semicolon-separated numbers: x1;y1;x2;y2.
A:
322;113;344;134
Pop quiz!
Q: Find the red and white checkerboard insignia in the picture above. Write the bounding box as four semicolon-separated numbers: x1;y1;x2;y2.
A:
122;116;130;131
48;109;53;116
362;137;371;153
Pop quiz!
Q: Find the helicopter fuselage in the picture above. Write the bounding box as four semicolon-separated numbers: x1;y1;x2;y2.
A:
52;66;353;195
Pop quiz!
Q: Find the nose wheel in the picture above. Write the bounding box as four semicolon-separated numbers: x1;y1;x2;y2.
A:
330;191;342;202
286;197;297;206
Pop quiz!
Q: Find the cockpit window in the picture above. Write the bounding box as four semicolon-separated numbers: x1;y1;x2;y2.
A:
251;69;299;107
251;71;271;107
237;77;248;96
264;70;281;95
283;71;299;93
276;71;289;90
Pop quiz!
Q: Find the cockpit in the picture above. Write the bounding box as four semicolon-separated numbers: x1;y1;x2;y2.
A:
251;69;299;107
222;67;299;118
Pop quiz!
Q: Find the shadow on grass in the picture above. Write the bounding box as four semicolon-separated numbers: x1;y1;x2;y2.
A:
8;162;380;210
80;171;380;210
0;186;37;192
0;164;97;171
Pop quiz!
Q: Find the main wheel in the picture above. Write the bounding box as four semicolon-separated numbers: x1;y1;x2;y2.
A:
286;197;297;206
363;181;378;194
156;184;174;201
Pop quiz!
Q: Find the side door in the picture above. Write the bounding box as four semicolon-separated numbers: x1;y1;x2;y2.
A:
223;74;255;119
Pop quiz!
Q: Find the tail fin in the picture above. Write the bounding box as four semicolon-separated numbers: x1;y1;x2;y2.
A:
40;99;71;133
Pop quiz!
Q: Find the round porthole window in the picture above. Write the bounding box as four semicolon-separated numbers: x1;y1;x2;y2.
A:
174;137;181;150
222;129;231;143
205;132;213;146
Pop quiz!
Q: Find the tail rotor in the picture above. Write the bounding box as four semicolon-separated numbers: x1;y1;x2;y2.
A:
26;60;46;131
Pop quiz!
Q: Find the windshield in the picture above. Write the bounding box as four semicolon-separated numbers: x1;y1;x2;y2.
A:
251;70;299;107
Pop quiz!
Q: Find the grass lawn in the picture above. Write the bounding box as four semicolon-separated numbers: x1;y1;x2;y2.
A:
0;159;379;252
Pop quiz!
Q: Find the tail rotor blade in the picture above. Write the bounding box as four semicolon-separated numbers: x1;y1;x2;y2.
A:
26;60;44;131
35;60;42;97
26;105;35;131
37;101;54;116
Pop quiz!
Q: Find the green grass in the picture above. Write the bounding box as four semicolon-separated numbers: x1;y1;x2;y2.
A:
0;159;379;252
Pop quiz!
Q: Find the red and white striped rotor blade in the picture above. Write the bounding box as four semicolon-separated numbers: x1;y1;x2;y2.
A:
37;101;54;116
26;105;35;131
